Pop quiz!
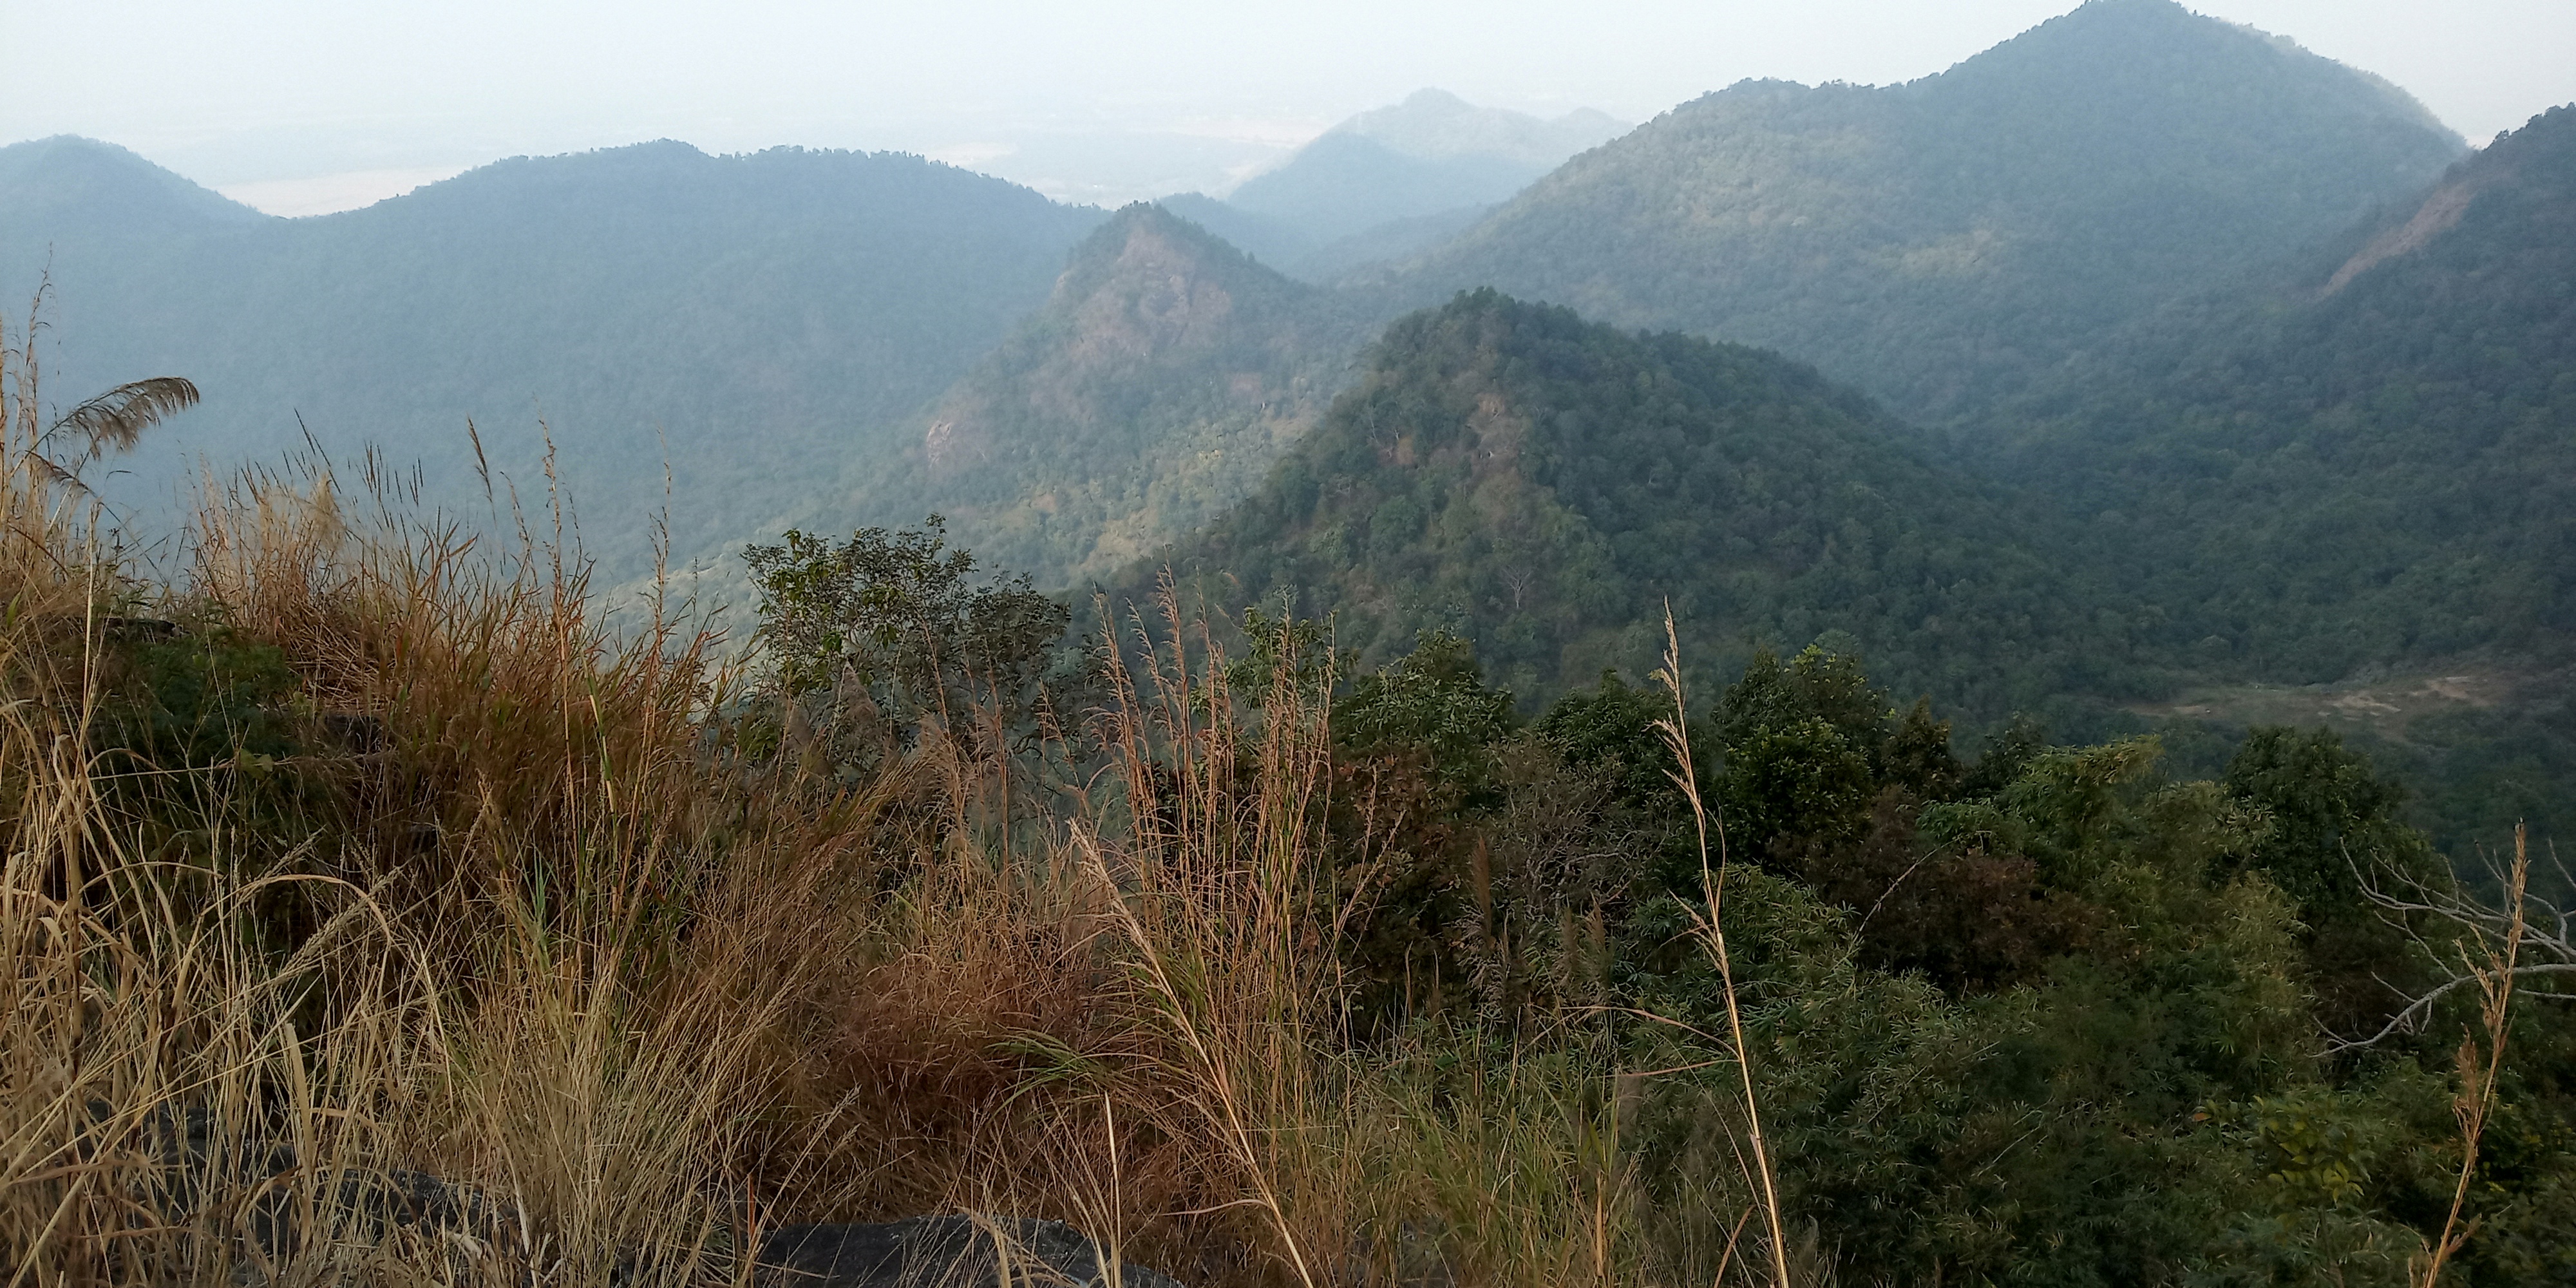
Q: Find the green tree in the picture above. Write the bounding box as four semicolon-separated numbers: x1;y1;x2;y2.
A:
744;515;1070;743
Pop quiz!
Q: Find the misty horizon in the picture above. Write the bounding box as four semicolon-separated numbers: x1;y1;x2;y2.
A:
10;0;2573;216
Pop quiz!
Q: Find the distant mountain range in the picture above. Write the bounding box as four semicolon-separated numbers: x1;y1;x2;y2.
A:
1973;102;2576;849
1984;102;2576;683
1132;100;2576;852
1372;0;2467;421
7;0;2566;834
801;204;1370;587
1004;0;2476;583
1140;81;2574;711
1160;90;1628;282
0;138;1104;581
1154;99;2576;701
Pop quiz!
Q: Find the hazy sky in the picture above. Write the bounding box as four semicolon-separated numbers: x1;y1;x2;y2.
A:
8;1;2572;213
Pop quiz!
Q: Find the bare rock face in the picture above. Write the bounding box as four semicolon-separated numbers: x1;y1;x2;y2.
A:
755;1215;1186;1288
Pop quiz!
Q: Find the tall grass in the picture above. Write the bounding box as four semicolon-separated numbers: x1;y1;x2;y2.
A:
3;327;1770;1285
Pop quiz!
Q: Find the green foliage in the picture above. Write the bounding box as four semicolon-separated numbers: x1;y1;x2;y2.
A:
2218;728;2452;1035
743;516;1070;739
1283;625;2573;1282
1529;670;1687;813
1224;604;1345;712
1332;629;1517;794
96;625;301;770
1165;289;2165;727
1610;716;2420;1284
2223;727;2431;918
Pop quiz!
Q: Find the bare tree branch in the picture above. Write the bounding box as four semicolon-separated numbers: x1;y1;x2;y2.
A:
2333;835;2570;1054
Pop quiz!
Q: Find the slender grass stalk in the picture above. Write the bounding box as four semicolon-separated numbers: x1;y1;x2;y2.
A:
2416;822;2531;1287
1653;608;1790;1288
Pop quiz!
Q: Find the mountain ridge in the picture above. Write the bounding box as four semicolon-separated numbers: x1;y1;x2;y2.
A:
813;203;1368;587
1167;89;1627;280
1370;0;2467;421
1141;289;2155;719
1978;102;2576;677
0;137;1108;583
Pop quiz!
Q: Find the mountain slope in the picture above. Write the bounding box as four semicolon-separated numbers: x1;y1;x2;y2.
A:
1380;0;2465;422
0;136;270;249
1166;90;1625;281
1984;103;2576;681
814;204;1368;586
1227;90;1624;243
1156;290;2155;719
0;138;1106;580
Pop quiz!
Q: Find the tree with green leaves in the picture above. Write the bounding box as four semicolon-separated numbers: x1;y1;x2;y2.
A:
743;516;1070;753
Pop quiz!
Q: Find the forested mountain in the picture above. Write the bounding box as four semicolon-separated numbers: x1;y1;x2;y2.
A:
1150;290;2159;720
1231;90;1624;242
1948;104;2576;851
1983;104;2576;681
809;204;1369;586
1126;99;2576;855
1160;90;1625;282
1376;0;2465;421
0;136;267;249
0;137;1105;580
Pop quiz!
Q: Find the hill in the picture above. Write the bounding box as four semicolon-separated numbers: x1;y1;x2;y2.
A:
1162;91;1625;281
1967;104;2576;851
0;135;269;248
804;204;1370;587
1982;104;2576;679
1151;289;2157;719
1378;0;2465;422
0;138;1106;581
1229;90;1625;243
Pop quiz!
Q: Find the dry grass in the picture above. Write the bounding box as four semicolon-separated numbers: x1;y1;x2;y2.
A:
2;323;1757;1286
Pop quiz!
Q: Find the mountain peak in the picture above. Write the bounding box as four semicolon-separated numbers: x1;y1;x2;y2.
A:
1396;88;1475;113
1213;91;1629;247
1068;202;1285;295
1329;90;1629;166
1933;0;2458;144
0;135;269;240
1157;287;2114;702
1401;0;2467;421
866;200;1354;585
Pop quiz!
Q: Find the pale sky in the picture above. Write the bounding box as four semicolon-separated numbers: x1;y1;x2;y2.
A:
6;1;2571;214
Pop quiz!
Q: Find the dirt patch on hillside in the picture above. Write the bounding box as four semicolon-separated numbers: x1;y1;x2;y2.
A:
2320;169;2501;297
2134;667;2536;743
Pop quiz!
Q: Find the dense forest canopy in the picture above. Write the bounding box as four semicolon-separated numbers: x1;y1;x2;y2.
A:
1144;290;2164;723
1980;103;2576;678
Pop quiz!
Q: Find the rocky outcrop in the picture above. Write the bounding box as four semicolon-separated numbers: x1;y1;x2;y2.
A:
130;1105;1184;1286
755;1215;1186;1288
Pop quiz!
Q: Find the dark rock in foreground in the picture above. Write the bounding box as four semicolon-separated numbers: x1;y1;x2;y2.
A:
756;1215;1185;1287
